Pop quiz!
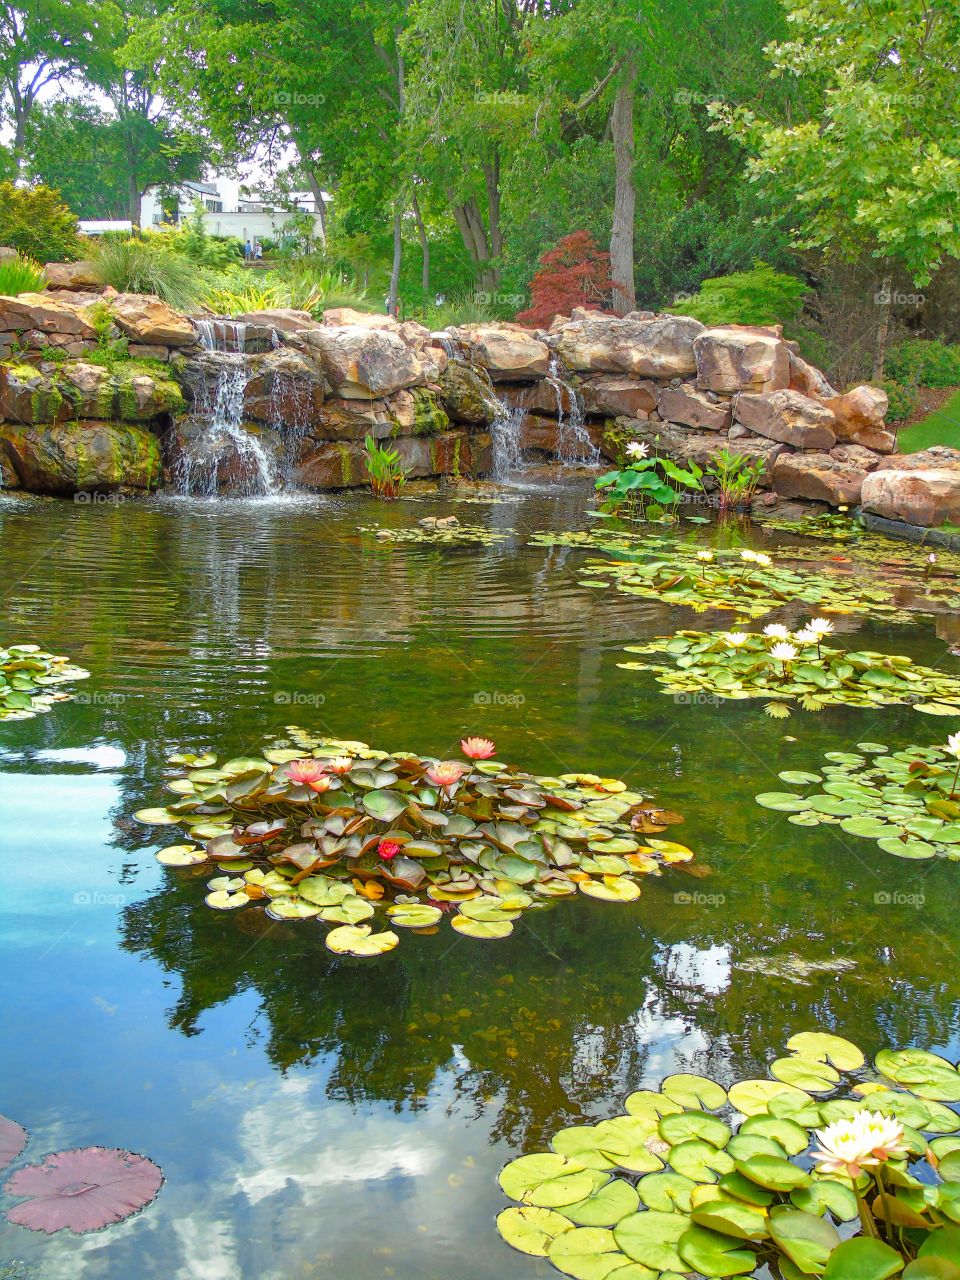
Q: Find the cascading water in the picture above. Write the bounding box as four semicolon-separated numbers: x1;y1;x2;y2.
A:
489;403;527;482
547;357;600;467
177;320;280;497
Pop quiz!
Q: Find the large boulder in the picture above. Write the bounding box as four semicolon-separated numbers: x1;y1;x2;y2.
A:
451;324;551;381
110;294;196;346
322;308;398;330
772;451;868;506
579;375;658;418
861;469;960;527
499;379;578;417
0;358;185;424
43;261;101;290
0;293;97;338
873;446;960;472
658;384;731;431
241;348;327;426
437;360;498;425
233;308;322;335
694;326;791;394
299;325;423;398
555;312;703;379
291;428;474;489
788;350;838;399
0;421;162;493
735;389;837;450
822;385;893;451
0;362;73;423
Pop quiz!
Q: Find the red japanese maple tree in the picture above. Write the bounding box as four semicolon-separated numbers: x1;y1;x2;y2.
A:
516;231;615;327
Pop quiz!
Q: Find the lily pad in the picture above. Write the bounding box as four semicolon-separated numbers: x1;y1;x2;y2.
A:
324;924;399;957
614;1210;690;1271
0;1117;27;1170
678;1223;756;1276
497;1205;574;1256
3;1146;163;1234
662;1073;727;1111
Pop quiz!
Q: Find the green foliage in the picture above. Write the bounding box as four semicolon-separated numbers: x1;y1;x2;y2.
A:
882;379;920;425
90;237;207;312
596;447;704;519
23;100;129;220
667;263;808;327
0;182;81;263
1;643;89;722
199;264;371;317
0;253;48;296
420;290;506;329
177;203;242;268
363;434;408;499
704;450;767;511
886;340;960;391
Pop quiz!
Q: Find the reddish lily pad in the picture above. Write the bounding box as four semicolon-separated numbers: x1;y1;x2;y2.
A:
4;1146;163;1234
0;1116;27;1170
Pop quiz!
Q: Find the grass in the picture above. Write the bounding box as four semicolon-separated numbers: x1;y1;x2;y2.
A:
897;387;960;453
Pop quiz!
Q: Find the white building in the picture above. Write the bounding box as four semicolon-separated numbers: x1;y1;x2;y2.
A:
140;179;329;247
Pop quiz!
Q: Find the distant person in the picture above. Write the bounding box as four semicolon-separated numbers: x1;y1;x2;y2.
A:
254;241;263;261
243;239;252;261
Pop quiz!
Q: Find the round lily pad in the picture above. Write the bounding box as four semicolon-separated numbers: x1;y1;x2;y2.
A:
450;914;514;939
155;844;206;866
324;924;399;957
662;1073;727;1111
659;1112;730;1149
678;1223;757;1276
579;877;641;903
728;1079;809;1117
755;793;813;812
636;1171;696;1213
770;1055;840;1093
739;1115;808;1156
204;889;248;910
668;1139;735;1183
385;903;443;928
547;1226;625;1280
784;1031;864;1071
735;1155;811;1193
559;1179;640;1227
133;807;180;825
553;1126;627;1172
497;1205;573;1256
265;896;322;920
614;1210;690;1271
500;1154;587;1201
691;1193;770;1242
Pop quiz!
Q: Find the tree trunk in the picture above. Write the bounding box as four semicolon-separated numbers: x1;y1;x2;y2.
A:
450;195;501;292
128;167;142;231
609;57;638;315
411;191;430;299
873;273;893;380
304;170;328;240
388;199;403;317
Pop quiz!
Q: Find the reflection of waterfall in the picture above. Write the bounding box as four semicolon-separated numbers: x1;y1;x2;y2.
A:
548;357;600;466
177;321;280;497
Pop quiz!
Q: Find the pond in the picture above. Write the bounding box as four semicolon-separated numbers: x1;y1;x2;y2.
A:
1;483;959;1279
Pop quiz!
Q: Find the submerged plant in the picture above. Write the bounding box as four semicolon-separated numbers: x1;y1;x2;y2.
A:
363;435;408;499
496;1030;960;1279
1;644;90;721
620;627;960;718
134;731;697;956
756;737;960;860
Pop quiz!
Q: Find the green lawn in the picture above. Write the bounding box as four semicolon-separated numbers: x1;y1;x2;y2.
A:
897;387;960;452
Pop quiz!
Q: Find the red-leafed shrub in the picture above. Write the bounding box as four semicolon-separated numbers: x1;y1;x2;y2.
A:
516;231;614;327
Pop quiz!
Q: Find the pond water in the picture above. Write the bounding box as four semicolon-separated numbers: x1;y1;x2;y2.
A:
1;483;958;1279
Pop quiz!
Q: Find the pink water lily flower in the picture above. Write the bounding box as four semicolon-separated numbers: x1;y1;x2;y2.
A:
378;840;401;861
426;761;467;787
285;759;329;786
461;737;496;760
326;756;354;776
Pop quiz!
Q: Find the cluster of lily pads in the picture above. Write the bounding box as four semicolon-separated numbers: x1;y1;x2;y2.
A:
359;520;510;546
757;736;960;861
0;643;90;722
497;1031;960;1279
619;626;960;720
134;731;695;957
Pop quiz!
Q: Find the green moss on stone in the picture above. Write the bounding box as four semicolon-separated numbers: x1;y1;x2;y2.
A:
411;387;450;436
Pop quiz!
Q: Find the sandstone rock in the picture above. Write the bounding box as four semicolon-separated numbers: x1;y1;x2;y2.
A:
849;426;897;454
823;385;888;438
788;350;838;399
110;294;196;346
233;308;321;335
873;446;960;472
735;389;837;450
613;417;782;487
830;444;883;472
291;429;474;489
167;418;284;494
499;380;577;417
772;452;867;506
658;384;731;431
519;414;603;457
299;325;423;398
0;363;73;423
43;261;101;290
322;308;398;330
0;293;97;338
128;343;169;362
451;324;551;381
437;361;498;425
0;420;162;493
861;469;960;527
555;312;703;378
242;348;327;426
694;327;791;394
579;375;657;418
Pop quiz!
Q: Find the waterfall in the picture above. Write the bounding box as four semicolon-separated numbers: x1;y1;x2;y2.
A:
177;320;280;497
490;403;527;482
547;357;600;466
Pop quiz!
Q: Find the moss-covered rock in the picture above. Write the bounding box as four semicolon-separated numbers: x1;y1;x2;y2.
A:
410;387;450;435
437;360;498;425
0;421;162;494
0;357;184;424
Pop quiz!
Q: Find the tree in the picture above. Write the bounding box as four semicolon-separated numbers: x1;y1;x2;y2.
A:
712;0;960;376
516;230;613;326
0;181;80;261
24;99;129;218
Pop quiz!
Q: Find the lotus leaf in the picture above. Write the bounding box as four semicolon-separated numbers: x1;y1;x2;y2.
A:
547;1226;627;1280
451;914;514;939
771;1056;840;1093
265;897;322;920
729;1080;809;1117
553;1127;629;1172
497;1205;574;1256
636;1171;696;1212
735;1156;811;1193
768;1206;840;1272
690;1195;770;1242
614;1210;690;1271
559;1179;640;1227
678;1223;756;1276
385;903;443;928
660;1112;731;1148
669;1139;735;1182
791;1180;859;1222
662;1073;727;1111
155;844;206;867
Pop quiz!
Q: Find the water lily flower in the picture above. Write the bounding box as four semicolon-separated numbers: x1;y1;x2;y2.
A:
461;736;496;760
426;761;468;787
722;632;750;648
326;756;354;776
858;1112;908;1161
626;441;649;459
809;618;835;636
763;624;791;640
929;553;937;564
306;775;334;794
770;642;798;662
740;549;759;563
811;1114;881;1178
947;733;960;760
794;628;820;646
696;550;714;562
285;759;329;786
377;839;401;861
753;553;772;568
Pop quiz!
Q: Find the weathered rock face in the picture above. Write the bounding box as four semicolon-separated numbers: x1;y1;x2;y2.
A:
861;469;960;527
555;312;703;379
614;417;782;487
788;350;838;400
772;451;868;506
451;324;551;381
233;308;322;335
0;359;183;423
437;361;498;425
0;363;72;423
735;389;837;450
694;327;791;394
499;379;577;416
0;421;162;493
830;443;883;473
658;384;732;431
43;261;101;290
873;446;960;472
299;325;423;398
291;429;475;489
111;294;197;346
0;293;97;338
520;414;605;457
579;375;658;418
823;385;888;435
241;348;327;426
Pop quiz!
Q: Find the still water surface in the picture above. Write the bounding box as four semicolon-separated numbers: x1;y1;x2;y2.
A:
0;485;957;1278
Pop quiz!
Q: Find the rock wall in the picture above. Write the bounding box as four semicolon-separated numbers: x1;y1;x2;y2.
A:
1;275;957;524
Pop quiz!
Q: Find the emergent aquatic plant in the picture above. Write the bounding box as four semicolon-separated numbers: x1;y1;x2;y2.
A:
1;643;90;721
756;735;960;860
363;434;408;499
596;441;704;520
704;448;767;513
620;626;960;719
134;731;697;956
496;1030;960;1279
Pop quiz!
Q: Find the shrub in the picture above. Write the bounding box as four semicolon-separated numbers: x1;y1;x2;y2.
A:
881;378;920;423
666;262;808;328
420;289;504;329
0;182;81;263
885;338;960;389
91;237;208;311
516;230;613;327
0;253;47;296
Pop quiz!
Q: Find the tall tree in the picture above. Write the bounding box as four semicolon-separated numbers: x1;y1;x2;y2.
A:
24;99;129;218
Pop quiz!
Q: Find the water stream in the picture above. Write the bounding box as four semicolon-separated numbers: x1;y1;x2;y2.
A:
548;356;601;466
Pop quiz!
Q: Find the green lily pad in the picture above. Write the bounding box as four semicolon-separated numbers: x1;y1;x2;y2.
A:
691;1194;770;1242
678;1223;756;1276
500;1154;587;1201
324;924;399;957
823;1238;905;1280
659;1112;731;1149
669;1139;735;1183
792;1179;859;1222
755;792;814;812
728;1080;809;1117
661;1073;728;1111
735;1155;811;1193
450;914;514;939
636;1171;696;1213
362;789;408;821
497;1205;573;1256
385;903;444;928
614;1210;690;1271
739;1115;809;1155
771;1055;840;1093
560;1179;641;1227
547;1227;627;1280
768;1205;839;1272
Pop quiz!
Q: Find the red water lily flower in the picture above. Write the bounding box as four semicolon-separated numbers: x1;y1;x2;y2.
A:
425;761;467;787
285;759;328;786
377;840;401;861
460;737;496;760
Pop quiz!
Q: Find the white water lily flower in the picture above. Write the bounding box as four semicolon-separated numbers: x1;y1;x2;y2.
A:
763;624;791;640
696;550;714;562
809;618;835;636
626;441;649;459
740;550;759;563
928;553;938;564
770;642;798;662
811;1114;881;1178
794;629;820;646
946;732;960;760
722;632;750;648
753;553;772;567
858;1111;908;1161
